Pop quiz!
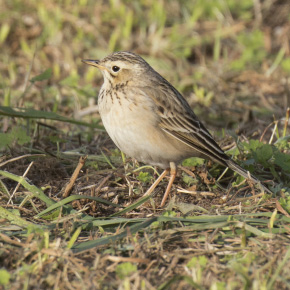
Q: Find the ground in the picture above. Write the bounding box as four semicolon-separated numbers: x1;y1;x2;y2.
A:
0;1;290;289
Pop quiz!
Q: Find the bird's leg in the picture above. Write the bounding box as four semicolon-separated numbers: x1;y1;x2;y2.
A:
160;162;177;207
143;168;169;197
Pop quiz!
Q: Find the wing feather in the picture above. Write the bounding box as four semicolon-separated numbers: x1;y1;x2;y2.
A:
140;70;270;192
143;82;230;166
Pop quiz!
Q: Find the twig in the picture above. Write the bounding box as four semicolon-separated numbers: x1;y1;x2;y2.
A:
94;174;113;195
269;121;278;144
260;121;274;142
105;255;150;264
8;162;34;204
62;155;87;198
176;187;215;196
0;233;28;248
275;199;290;218
0;154;45;168
179;165;196;178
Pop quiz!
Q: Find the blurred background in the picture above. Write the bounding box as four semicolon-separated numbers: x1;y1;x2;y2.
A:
1;0;289;134
1;2;290;288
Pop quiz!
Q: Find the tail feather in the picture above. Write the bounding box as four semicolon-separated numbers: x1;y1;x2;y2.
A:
225;159;271;194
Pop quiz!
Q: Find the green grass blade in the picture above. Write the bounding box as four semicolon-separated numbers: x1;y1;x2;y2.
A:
0;170;54;207
109;194;153;217
67;226;82;249
72;217;158;253
267;246;290;289
86;218;146;227
0;206;34;227
36;195;121;218
0;106;102;128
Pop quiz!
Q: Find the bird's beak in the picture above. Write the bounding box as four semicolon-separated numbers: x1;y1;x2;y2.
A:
82;59;106;70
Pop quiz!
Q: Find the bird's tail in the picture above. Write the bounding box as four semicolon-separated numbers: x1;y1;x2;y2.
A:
225;159;271;194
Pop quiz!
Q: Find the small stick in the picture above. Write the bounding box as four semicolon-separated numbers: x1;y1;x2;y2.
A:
143;169;169;197
269;121;278;144
8;161;34;204
0;233;28;248
105;255;150;264
62;155;87;198
0;154;45;168
260;121;274;142
275;199;290;218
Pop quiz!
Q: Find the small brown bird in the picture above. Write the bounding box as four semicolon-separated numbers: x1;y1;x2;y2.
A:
82;51;268;207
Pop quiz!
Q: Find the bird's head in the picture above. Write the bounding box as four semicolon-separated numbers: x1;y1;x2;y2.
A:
82;51;151;86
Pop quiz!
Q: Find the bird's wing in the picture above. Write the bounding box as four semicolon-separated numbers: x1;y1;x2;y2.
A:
143;82;230;167
142;80;270;190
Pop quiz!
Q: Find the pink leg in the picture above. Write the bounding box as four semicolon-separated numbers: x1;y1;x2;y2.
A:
160;162;177;207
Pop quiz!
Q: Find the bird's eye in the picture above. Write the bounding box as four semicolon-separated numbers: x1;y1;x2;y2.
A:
112;66;120;72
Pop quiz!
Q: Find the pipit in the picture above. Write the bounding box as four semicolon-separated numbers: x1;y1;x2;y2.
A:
82;51;268;207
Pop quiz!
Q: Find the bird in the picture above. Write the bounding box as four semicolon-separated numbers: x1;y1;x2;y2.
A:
82;51;269;207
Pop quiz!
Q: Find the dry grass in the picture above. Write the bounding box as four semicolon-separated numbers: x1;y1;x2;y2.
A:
1;0;290;289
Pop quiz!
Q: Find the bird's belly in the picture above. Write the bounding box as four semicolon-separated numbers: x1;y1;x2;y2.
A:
99;98;189;168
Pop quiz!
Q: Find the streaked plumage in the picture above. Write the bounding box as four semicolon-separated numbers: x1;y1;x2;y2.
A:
82;51;268;206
